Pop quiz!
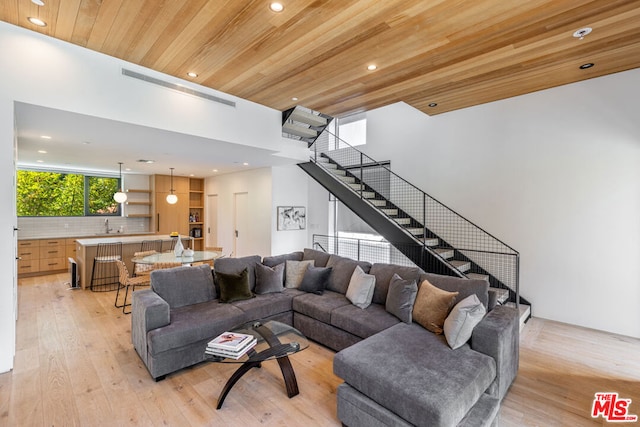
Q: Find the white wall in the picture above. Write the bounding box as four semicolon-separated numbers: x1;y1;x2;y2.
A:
0;22;288;373
205;168;272;258
363;69;640;338
271;165;310;255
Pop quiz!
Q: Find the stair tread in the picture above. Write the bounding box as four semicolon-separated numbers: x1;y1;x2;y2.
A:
449;260;471;272
466;273;489;281
433;248;454;259
505;302;531;331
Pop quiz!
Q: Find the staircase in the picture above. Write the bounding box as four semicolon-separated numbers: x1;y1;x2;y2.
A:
299;130;530;324
282;106;333;146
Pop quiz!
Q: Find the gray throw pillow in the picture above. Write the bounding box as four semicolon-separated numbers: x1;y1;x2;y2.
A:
385;273;418;323
298;266;332;295
345;265;376;309
443;294;486;349
255;262;285;294
217;268;254;303
285;260;314;288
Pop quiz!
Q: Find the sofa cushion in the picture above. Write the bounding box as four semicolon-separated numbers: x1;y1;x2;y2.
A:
413;279;458;334
385;273;418;323
285;260;314;288
232;292;294;320
331;303;399;339
292;290;351;324
369;264;421;305
214;255;262;292
217;268;254;303
303;248;331;267
254;262;285;294
147;300;246;355
345;266;375;309
299;266;331;295
262;251;303;267
150;264;215;309
444;294;486;350
326;255;372;294
419;272;489;309
333;322;497;427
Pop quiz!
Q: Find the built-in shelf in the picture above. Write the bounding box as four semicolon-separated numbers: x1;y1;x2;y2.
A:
188;178;205;250
125;184;152;220
127;214;152;218
126;201;151;206
127;189;151;194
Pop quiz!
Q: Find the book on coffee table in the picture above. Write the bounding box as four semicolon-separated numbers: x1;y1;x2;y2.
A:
206;338;257;359
207;332;254;351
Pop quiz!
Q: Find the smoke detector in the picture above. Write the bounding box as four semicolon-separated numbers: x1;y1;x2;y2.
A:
573;27;592;40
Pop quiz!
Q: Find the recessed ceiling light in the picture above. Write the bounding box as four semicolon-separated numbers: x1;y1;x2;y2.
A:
579;63;595;70
31;0;45;5
292;97;298;101
367;64;377;71
428;103;438;108
125;168;131;171
269;2;284;12
41;135;51;139
27;17;47;27
243;162;249;166
212;169;218;172
37;150;47;154
187;72;198;78
36;160;44;163
573;27;592;40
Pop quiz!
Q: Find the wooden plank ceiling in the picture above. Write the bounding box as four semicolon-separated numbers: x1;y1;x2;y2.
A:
2;0;639;117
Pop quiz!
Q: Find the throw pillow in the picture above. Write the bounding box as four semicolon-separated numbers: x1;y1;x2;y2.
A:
254;262;285;294
345;265;376;309
385;273;418;323
217;268;254;303
285;260;314;288
413;279;459;334
298;266;332;295
443;294;487;349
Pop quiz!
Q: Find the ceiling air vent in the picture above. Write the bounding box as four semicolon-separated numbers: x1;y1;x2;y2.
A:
122;68;236;108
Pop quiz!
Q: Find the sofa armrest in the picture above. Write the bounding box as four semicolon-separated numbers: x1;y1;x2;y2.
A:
471;305;519;401
131;289;170;365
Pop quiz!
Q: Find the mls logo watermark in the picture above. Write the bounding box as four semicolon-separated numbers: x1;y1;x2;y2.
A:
592;392;638;422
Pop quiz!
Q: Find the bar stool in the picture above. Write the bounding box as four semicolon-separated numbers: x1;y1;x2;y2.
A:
90;242;122;292
141;239;162;253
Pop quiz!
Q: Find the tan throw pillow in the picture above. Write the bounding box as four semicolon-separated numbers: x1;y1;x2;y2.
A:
413;279;459;335
285;260;314;288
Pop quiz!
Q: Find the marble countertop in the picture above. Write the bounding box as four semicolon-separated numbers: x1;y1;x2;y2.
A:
75;234;191;246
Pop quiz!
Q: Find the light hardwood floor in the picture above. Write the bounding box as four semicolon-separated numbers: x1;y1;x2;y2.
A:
2;273;639;426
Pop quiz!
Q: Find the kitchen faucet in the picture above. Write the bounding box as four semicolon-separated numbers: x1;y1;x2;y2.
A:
104;219;113;234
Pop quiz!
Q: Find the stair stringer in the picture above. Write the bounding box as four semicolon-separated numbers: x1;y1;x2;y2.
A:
299;161;466;278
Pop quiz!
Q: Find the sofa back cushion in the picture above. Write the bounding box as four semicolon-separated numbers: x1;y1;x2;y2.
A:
325;254;372;294
214;255;262;292
302;248;331;267
262;251;303;267
369;263;421;304
151;264;215;309
418;272;489;309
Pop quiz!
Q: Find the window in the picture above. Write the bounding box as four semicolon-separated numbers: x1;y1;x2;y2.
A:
17;170;121;217
337;112;366;148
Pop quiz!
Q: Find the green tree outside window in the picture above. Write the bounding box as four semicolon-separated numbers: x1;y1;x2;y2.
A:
17;170;120;217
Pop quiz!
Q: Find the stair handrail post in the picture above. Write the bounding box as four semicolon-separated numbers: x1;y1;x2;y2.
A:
359;152;364;198
516;254;520;311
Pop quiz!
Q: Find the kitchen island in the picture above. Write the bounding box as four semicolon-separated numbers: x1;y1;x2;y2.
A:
75;234;190;290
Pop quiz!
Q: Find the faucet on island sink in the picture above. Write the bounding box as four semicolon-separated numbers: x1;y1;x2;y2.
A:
104;218;113;234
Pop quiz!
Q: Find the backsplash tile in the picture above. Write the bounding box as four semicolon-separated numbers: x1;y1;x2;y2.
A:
18;216;150;239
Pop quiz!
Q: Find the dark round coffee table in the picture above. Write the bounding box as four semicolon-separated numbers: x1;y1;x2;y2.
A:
205;320;309;409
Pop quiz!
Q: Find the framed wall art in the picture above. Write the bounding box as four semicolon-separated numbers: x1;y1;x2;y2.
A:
277;206;306;231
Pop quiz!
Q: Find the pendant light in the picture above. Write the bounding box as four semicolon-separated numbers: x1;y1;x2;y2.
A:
113;162;127;203
166;168;178;204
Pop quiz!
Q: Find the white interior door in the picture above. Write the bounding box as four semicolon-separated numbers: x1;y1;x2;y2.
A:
206;194;218;249
233;192;248;257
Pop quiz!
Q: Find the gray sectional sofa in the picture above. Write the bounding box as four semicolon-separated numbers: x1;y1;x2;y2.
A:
131;248;519;426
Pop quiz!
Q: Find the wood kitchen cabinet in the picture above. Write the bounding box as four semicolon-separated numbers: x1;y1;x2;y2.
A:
153;174;189;236
17;238;67;276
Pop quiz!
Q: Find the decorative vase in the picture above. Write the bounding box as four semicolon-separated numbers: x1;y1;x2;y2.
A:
174;237;184;257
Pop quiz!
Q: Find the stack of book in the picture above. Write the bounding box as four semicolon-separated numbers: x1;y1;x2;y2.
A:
206;332;257;359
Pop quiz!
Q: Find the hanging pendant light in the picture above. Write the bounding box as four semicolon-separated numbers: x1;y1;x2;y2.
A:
113;162;127;203
166;168;178;204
